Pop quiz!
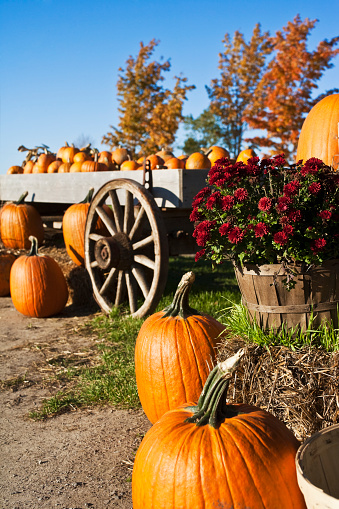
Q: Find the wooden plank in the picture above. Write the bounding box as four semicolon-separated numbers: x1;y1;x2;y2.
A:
0;169;209;209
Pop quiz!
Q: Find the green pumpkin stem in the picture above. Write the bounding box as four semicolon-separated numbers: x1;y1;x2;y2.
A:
162;271;199;318
185;349;245;428
28;236;39;256
80;188;94;204
16;191;29;204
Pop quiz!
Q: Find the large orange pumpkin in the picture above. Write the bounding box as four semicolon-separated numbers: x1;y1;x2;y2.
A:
132;350;307;509
112;147;129;165
0;252;16;296
296;93;339;169
185;152;211;170
135;272;225;424
10;236;68;318
0;192;44;249
81;160;108;172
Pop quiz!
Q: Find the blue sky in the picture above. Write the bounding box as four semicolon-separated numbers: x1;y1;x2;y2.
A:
1;0;338;174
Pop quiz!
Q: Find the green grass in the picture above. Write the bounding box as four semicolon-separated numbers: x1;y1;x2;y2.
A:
29;257;239;419
220;301;339;351
29;256;338;419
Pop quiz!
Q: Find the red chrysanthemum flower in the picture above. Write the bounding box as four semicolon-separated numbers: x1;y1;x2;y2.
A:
300;158;324;176
228;227;244;244
195;249;206;262
258;197;272;212
308;182;321;195
254;222;269;238
319;210;332;220
234;187;249;202
283;224;294;235
221;195;235;211
283;180;300;197
273;231;288;246
206;191;221;210
311;238;327;253
219;222;232;236
287;209;302;222
189;208;203;222
276;196;291;213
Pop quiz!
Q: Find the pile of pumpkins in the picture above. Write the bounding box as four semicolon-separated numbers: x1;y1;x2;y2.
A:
6;143;257;175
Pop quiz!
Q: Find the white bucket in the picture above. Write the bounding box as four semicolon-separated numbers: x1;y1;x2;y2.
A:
296;423;339;509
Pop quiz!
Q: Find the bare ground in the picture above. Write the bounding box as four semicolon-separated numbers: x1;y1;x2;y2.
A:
0;233;152;509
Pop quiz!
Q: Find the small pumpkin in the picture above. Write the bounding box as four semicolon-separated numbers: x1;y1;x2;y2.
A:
135;271;225;424
296;93;339;169
185;152;211;170
81;160;108;172
7;165;24;174
120;160;141;171
164;157;185;169
0;252;16;296
73;151;91;164
61;145;79;163
0;191;44;249
132;350;307;509
47;160;63;173
146;154;165;170
58;162;72;173
112;147;130;166
10;236;68;318
207;145;230;166
35;152;56;172
236;148;257;163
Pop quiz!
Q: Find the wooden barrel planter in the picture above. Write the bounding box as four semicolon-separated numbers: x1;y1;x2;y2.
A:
234;260;339;331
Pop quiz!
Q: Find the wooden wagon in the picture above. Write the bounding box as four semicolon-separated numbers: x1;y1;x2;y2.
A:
0;167;208;317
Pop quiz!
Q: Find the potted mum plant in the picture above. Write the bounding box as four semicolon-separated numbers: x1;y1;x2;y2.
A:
190;155;339;331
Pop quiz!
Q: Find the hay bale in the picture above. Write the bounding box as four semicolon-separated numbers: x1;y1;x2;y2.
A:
218;337;339;441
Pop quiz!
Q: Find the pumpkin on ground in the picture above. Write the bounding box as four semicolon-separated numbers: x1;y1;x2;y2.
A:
0;252;16;296
132;350;307;509
0;191;44;249
10;236;68;318
134;271;225;424
185;152;211;170
296;93;339;169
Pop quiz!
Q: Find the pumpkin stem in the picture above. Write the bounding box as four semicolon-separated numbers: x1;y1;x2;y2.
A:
162;271;199;318
80;188;94;204
15;191;29;205
28;236;39;256
185;349;245;428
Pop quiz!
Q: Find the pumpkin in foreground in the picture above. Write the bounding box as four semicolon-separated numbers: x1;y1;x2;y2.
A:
0;191;44;249
132;350;307;509
10;236;68;318
135;271;225;424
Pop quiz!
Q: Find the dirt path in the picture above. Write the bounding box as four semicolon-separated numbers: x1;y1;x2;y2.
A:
0;249;151;508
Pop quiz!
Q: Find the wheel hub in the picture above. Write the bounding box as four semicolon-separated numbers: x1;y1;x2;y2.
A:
94;232;133;271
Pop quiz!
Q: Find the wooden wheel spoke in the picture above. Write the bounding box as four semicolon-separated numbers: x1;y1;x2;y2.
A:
125;271;138;314
109;190;123;232
89;233;104;242
123;190;134;235
115;271;125;306
131;265;150;299
132;234;154;251
99;267;118;295
96;205;117;236
134;254;155;271
129;206;146;242
90;260;99;268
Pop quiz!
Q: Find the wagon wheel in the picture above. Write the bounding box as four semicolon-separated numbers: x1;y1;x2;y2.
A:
84;179;169;318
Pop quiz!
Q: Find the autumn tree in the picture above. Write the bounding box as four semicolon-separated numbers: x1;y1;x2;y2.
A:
244;15;339;160
102;39;195;158
181;108;224;154
206;24;273;158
